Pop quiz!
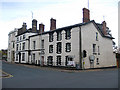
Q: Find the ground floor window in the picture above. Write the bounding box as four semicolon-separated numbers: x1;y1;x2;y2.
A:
33;53;35;63
65;56;74;66
22;53;25;61
16;54;18;61
47;56;53;66
56;56;61;66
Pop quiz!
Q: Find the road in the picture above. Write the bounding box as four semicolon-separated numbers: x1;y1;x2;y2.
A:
2;61;118;88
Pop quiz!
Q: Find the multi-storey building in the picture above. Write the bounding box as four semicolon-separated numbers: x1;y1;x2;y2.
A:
14;20;39;64
8;28;18;62
9;8;116;69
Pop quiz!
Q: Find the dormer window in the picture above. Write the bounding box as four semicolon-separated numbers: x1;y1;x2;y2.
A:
57;31;62;41
65;29;71;40
23;34;25;39
49;33;53;42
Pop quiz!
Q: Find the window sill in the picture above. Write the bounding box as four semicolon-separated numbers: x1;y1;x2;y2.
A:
93;53;97;55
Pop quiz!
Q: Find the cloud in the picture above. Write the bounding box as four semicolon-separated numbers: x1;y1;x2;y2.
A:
0;0;119;49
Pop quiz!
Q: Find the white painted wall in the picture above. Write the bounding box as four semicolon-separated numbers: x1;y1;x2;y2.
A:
81;22;116;69
29;27;80;67
7;28;18;62
15;32;37;63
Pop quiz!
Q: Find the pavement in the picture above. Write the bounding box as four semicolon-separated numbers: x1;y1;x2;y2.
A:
2;60;117;73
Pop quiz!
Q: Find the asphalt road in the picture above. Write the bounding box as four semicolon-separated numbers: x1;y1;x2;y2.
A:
2;61;118;88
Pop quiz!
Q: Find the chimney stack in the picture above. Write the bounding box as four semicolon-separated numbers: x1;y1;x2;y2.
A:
102;21;107;35
32;19;37;32
39;23;45;34
83;8;90;23
50;18;56;30
22;22;27;30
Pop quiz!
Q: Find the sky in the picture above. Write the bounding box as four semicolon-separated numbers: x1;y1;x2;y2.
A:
0;0;119;49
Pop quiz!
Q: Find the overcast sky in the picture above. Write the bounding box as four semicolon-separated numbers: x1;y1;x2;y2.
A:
0;0;119;50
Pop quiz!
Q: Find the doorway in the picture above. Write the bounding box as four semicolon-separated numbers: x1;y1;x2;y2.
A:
18;52;21;63
41;56;44;66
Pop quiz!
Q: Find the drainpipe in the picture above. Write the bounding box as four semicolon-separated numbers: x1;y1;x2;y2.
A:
28;37;30;64
79;26;82;69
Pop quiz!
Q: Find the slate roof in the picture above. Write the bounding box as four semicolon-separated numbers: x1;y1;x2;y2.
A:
29;20;114;39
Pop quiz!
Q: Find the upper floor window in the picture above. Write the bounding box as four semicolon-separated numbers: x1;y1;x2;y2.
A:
20;36;22;41
93;44;96;54
66;43;71;52
96;32;98;41
17;37;19;41
20;43;21;50
49;33;53;42
98;46;100;55
65;29;71;40
23;34;25;39
57;42;62;54
41;40;44;49
22;42;25;50
13;42;14;48
16;44;19;51
49;45;53;53
57;31;62;41
33;41;36;50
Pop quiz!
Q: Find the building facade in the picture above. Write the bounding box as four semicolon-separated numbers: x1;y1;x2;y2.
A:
8;28;18;62
14;20;38;64
8;8;116;69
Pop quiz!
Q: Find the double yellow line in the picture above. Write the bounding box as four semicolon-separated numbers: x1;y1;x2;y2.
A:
0;70;13;78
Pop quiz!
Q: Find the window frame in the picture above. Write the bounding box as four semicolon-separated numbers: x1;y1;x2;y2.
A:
49;45;53;53
65;29;71;40
57;56;61;66
96;32;98;41
49;33;54;42
47;56;53;66
57;31;62;41
57;42;62;54
33;41;36;50
22;42;25;50
93;44;96;55
66;43;71;52
41;40;44;49
22;53;25;61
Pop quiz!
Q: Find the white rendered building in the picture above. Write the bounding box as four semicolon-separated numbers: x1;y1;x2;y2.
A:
11;8;116;69
8;28;18;62
27;8;116;69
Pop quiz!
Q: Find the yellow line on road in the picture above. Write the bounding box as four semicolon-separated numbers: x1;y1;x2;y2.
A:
0;69;13;78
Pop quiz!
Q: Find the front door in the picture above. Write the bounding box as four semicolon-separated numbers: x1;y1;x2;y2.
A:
41;56;44;66
19;52;21;63
12;51;15;62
